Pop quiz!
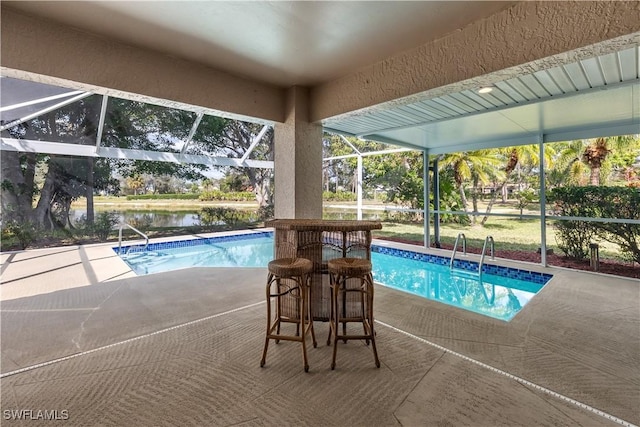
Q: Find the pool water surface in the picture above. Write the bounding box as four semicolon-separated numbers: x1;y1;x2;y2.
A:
116;232;552;321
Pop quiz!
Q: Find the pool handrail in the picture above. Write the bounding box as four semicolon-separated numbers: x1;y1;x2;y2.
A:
449;233;467;270
478;235;495;278
118;222;149;255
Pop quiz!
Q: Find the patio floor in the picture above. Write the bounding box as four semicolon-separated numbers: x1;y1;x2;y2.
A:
1;232;638;426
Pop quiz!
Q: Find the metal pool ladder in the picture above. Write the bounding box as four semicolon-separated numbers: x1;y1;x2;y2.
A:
449;233;467;270
118;222;149;255
478;235;495;278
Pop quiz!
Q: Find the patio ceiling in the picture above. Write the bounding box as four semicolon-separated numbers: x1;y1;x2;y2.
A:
1;1;639;155
1;1;515;88
325;45;640;153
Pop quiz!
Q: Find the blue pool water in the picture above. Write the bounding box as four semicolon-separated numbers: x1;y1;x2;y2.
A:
117;232;275;274
115;232;552;321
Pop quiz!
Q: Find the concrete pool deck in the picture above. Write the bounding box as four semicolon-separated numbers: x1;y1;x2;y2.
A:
1;231;639;426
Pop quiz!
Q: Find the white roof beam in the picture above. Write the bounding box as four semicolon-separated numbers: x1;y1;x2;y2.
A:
1;138;274;169
0;90;85;112
240;124;270;164
95;95;109;150
180;112;204;154
0;92;93;131
339;134;361;155
324;147;414;162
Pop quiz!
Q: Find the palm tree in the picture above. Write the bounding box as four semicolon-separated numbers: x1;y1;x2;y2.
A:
126;175;145;195
556;136;639;186
440;150;502;223
480;144;553;226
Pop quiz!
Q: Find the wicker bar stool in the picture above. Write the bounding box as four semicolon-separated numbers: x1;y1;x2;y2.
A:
327;258;380;370
261;257;317;372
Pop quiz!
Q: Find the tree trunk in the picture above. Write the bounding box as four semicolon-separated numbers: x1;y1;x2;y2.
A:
23;153;37;202
62;198;73;229
254;175;271;207
458;184;473;223
482;149;518;225
589;166;600;186
481;181;506;226
471;185;479;225
582;138;608;186
33;164;57;229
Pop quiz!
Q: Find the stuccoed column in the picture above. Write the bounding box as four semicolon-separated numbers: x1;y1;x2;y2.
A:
274;86;323;219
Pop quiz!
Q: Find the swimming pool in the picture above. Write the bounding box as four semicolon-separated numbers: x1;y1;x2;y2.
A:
118;232;274;275
115;232;552;321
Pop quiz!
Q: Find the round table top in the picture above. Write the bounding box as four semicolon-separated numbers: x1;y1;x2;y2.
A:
266;219;382;231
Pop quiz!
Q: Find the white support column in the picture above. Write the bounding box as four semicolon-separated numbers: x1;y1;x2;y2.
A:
338;134;364;220
356;154;363;220
538;135;547;267
424;149;430;248
433;156;441;248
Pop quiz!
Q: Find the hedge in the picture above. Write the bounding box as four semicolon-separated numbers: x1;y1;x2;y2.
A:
548;186;640;263
323;191;357;202
199;190;255;202
125;192;256;202
126;193;200;200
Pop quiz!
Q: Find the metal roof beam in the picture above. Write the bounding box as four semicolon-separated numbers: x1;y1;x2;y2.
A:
353;133;424;150
95;95;109;150
322;127;358;137
338;134;361;155
0;92;93;131
239;124;270;164
0;90;85;112
1;138;274;169
180;112;204;154
324;147;414;162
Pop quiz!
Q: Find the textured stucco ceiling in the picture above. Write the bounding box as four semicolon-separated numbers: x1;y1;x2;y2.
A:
2;1;515;87
2;1;639;153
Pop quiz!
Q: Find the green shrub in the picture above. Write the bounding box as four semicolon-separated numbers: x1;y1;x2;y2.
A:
553;220;596;259
93;212;120;241
126;193;200;200
548;186;640;262
257;204;274;221
199;190;255;202
514;189;538;218
76;211;120;241
323;191;357;202
1;220;37;250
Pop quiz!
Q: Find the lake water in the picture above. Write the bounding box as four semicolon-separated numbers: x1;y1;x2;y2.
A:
70;207;390;228
70;209;202;227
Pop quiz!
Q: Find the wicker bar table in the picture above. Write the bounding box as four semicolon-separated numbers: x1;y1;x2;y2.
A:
266;219;382;321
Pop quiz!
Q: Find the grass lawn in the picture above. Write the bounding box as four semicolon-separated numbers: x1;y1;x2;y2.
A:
374;218;624;261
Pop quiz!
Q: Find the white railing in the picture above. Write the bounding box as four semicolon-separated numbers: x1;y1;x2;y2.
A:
118;222;149;255
479;235;495;277
449;233;467;270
